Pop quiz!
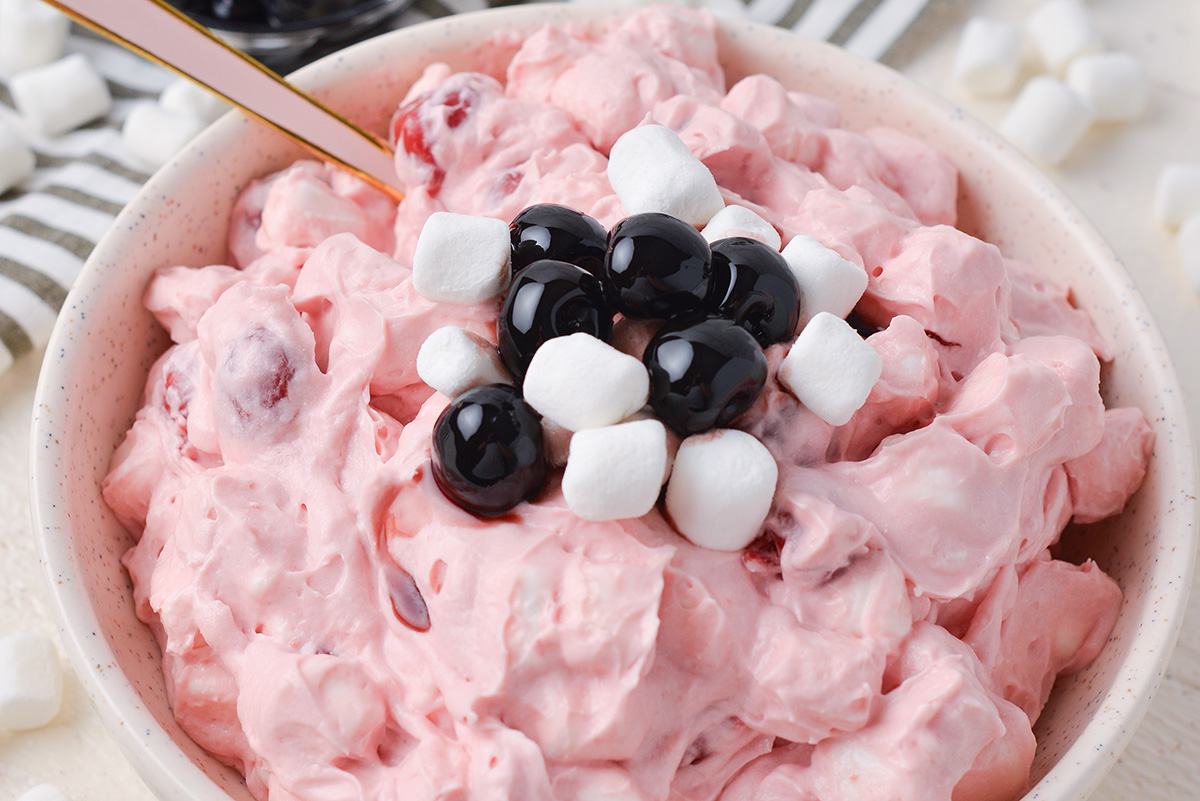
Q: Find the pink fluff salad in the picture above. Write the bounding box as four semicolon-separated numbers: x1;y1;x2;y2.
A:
101;9;1153;801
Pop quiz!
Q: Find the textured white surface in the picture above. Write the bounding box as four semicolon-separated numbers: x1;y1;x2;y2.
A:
0;0;1197;799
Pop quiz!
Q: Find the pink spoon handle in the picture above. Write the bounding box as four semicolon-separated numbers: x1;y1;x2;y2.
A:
45;0;404;200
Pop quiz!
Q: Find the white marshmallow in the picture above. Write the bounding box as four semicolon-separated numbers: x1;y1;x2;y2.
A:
0;631;64;730
999;76;1093;165
562;419;668;521
523;333;650;431
952;17;1023;98
608;124;725;226
0;0;70;74
1066;52;1148;123
412;212;511;304
1152;163;1200;228
17;784;72;801
781;235;868;325
9;53;112;137
416;326;510;398
1026;0;1103;74
665;429;777;551
1176;214;1200;295
778;311;882;427
121;102;208;171
158;78;230;124
623;407;680;484
701;205;782;250
0;120;35;194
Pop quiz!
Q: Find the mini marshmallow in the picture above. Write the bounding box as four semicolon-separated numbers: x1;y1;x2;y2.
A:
1066;52;1148;123
17;784;72;801
701;205;782;250
159;78;230;124
952;17;1023;98
9;53;113;137
778;311;882;427
622;407;681;484
608;124;725;226
412;212;511;304
0;120;35;194
523;333;650;431
664;429;777;551
0;0;70;74
1177;214;1200;295
999;76;1093;165
121;102;208;171
0;631;64;730
781;235;868;325
562;419;668;521
1026;0;1102;74
1152;163;1200;228
416;326;510;398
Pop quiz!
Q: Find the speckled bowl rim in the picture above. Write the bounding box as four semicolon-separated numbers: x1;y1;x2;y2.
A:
29;5;1198;801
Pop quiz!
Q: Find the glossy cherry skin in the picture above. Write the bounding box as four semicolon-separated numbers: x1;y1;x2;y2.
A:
643;315;768;435
431;384;547;517
498;259;613;378
707;237;802;346
510;204;608;277
604;213;713;319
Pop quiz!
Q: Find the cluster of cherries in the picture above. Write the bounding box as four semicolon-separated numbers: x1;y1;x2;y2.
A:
431;204;804;517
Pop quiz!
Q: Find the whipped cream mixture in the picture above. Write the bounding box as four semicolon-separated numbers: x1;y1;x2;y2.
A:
103;9;1153;801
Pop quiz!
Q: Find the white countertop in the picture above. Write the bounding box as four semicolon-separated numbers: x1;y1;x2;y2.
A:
1;0;1197;798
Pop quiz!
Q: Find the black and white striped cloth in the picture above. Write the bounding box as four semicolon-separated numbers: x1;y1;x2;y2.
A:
0;0;929;375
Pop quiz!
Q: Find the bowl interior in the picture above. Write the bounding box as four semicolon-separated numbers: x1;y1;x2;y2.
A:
30;6;1197;801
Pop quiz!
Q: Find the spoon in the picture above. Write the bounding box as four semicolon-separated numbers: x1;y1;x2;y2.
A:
43;0;405;201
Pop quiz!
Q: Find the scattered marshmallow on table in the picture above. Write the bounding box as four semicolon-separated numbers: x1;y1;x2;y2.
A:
0;631;64;731
778;311;882;427
0;0;70;74
701;205;782;250
122;102;208;171
416;326;510;398
1066;51;1148;123
412;212;511;304
562;418;668;521
781;234;868;325
952;16;1023;98
522;333;650;431
159;77;231;124
608;124;725;227
17;784;72;801
1176;214;1200;295
1026;0;1103;75
0;120;35;194
9;53;113;137
1152;163;1200;228
665;428;778;552
999;76;1093;165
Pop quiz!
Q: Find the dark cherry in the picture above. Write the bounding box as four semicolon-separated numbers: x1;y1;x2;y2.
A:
707;237;802;347
498;259;613;378
643;315;768;435
510;204;608;278
175;0;271;23
604;213;713;319
431;384;546;517
174;0;353;24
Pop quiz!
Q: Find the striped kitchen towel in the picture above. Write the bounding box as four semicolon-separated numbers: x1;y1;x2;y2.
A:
0;0;929;375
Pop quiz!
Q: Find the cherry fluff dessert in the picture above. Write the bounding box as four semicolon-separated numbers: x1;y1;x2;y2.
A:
99;8;1156;801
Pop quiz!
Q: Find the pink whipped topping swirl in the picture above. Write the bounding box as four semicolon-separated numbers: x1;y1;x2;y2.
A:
103;9;1153;801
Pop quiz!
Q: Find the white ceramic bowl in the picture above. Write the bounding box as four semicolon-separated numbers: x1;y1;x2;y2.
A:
30;6;1197;801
